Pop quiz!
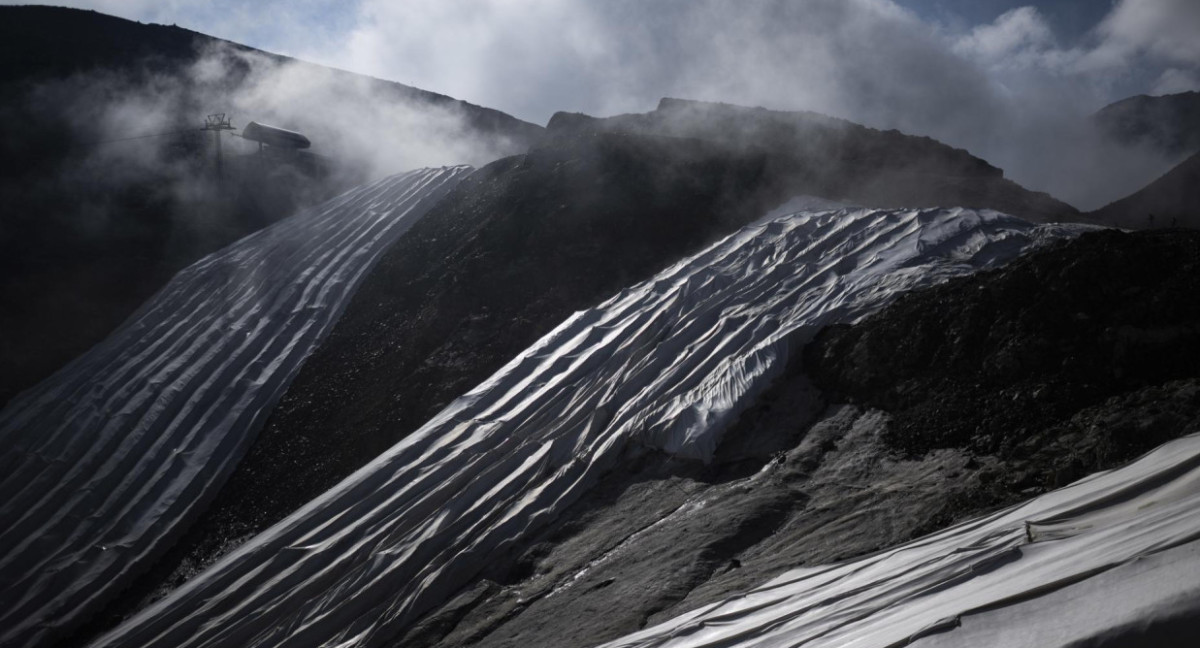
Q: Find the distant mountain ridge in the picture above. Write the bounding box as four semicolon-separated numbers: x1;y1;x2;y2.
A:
1093;91;1200;159
550;98;1077;222
1089;151;1200;229
0;6;542;141
1085;92;1200;230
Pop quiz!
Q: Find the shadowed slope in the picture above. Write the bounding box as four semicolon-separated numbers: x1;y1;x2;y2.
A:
1088;152;1200;229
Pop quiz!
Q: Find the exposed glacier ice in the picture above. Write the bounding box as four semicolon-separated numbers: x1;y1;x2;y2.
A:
91;206;1084;648
0;166;472;648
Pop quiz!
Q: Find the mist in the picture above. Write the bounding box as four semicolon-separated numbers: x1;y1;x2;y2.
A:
8;1;1195;209
0;27;538;405
314;0;1199;210
38;39;532;189
0;32;543;268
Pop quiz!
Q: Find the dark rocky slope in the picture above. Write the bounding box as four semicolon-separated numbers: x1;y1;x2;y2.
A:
0;6;543;407
1088;151;1200;229
561;98;1078;222
807;228;1200;495
67;103;1079;642
391;230;1200;648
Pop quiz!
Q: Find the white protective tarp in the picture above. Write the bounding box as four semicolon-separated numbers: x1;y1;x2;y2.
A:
601;434;1200;648
0;165;472;648
91;206;1082;648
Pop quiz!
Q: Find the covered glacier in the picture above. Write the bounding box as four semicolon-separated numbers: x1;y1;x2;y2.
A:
602;431;1200;648
91;206;1084;648
0;166;472;648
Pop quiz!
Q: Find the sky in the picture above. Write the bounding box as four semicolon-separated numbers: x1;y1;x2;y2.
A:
10;0;1196;124
5;0;1200;207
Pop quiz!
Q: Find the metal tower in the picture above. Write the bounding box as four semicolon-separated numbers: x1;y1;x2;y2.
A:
201;113;236;178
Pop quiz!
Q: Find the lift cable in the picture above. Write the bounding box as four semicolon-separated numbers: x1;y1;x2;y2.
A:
94;128;200;145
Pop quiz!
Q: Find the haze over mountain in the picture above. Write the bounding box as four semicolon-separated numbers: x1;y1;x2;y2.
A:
1094;91;1200;159
1089;151;1200;229
23;0;1197;212
0;6;542;407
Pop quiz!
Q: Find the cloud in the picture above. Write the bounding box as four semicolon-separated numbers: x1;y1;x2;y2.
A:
64;40;525;180
213;44;523;176
953;6;1058;66
299;0;1196;209
324;0;990;134
328;0;621;122
1097;0;1200;64
1154;67;1200;94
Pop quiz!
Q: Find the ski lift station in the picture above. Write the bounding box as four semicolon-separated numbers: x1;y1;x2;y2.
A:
242;121;312;151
